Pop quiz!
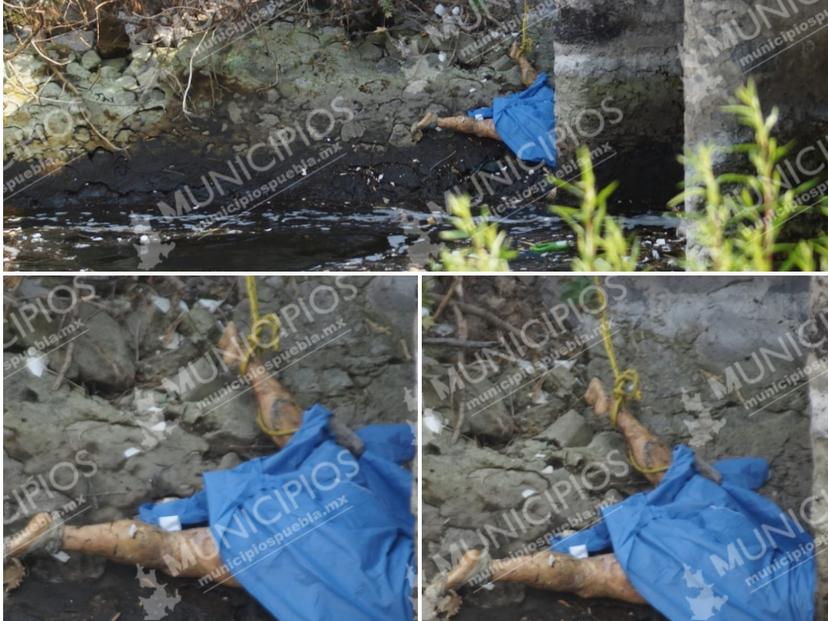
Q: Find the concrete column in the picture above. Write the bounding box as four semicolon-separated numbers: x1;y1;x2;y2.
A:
809;276;828;620
552;0;684;205
683;0;828;256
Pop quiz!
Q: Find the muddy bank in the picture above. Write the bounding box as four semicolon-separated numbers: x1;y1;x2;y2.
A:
421;275;813;620
3;275;417;620
3;3;684;271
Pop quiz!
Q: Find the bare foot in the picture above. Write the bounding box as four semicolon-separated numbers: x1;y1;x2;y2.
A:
509;40;523;61
445;549;484;590
4;513;60;558
217;321;246;369
585;378;611;417
217;322;302;447
411;111;438;143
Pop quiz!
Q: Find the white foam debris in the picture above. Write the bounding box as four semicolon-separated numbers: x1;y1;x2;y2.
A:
480;582;495;590
26;355;46;377
424;410;443;435
163;332;181;350
542;465;555;474
123;447;141;458
151;295;171;313
52;551;70;562
517;359;535;374
569;544;588;559
434;3;446;16
128;523;138;538
150;421;167;433
197;298;221;312
159;515;182;532
387;234;407;249
522;489;537;499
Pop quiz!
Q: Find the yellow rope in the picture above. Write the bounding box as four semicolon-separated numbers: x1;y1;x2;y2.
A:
256;411;298;437
240;276;281;375
593;277;668;475
240;276;297;438
519;0;534;54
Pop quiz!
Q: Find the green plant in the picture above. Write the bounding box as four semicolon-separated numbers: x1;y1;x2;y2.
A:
670;79;828;271
550;147;640;271
379;0;395;18
436;195;515;271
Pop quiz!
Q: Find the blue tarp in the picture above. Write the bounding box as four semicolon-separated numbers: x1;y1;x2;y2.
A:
139;405;415;621
468;72;556;167
550;445;816;621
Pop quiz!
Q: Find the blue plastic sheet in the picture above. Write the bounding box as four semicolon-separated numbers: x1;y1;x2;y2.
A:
140;405;415;621
550;445;816;621
468;72;556;167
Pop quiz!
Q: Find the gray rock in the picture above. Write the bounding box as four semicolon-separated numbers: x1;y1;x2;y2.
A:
80;50;101;71
364;276;417;342
536;409;593;447
404;79;429;95
227;100;244;124
469;467;548;509
388;123;415;148
99;65;121;80
499;64;524;89
340;120;367;142
114;74;138;90
50;31;95;53
542;365;577;395
35;83;60;101
19;302;136;391
492;54;514;72
318;368;354;395
101;57;128;72
460;378;515;441
178;306;217;339
65;62;91;80
357;42;383;62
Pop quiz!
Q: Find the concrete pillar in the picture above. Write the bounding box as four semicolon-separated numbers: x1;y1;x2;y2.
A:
552;0;685;204
809;276;828;620
683;0;828;256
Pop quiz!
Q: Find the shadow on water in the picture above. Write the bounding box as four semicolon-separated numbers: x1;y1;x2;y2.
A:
4;202;681;271
454;589;667;621
3;133;683;271
4;560;271;621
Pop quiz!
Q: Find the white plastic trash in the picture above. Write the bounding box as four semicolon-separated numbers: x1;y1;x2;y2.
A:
159;515;182;532
569;544;589;559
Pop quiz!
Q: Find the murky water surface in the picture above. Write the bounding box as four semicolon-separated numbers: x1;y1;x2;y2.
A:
4;203;680;271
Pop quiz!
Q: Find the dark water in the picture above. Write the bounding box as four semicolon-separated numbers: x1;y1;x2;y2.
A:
456;590;667;621
3;560;271;621
3;203;680;272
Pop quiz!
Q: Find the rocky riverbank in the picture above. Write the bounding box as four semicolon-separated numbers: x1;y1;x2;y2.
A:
3;275;416;620
422;275;813;620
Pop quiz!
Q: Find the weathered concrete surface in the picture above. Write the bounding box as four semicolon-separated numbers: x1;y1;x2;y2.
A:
683;0;828;251
423;275;814;620
809;276;828;619
3;275;416;618
2;17;517;210
552;0;685;203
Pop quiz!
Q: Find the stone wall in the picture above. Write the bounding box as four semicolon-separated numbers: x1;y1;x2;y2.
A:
551;0;685;203
683;0;828;201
